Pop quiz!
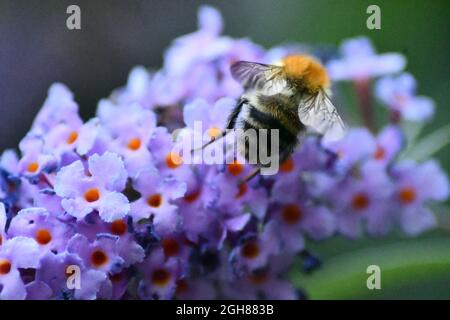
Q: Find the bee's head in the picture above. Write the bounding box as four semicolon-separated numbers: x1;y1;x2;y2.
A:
281;54;330;93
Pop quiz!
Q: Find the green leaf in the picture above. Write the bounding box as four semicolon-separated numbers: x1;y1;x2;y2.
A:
403;123;450;161
402;121;425;144
291;237;450;299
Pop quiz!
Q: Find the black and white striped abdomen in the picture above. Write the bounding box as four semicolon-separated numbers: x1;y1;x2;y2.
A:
230;92;304;166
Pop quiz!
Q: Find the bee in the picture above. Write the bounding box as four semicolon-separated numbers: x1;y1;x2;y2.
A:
200;54;346;182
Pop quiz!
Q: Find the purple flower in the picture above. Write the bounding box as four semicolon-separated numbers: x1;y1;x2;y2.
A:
221;256;298;300
1;149;19;174
174;277;217;300
147;127;192;177
42;117;101;159
130;167;186;235
8;207;74;253
30;83;80;136
391;160;449;235
183;97;236;142
213;162;269;220
0;202;7;245
17;137;57;178
175;167;219;243
67;234;125;275
372;125;404;164
76;214;145;267
275;136;332;181
327;37;406;81
0;5;448;301
54;152;130;222
32;251;106;299
325;161;394;238
97;100;157;177
112;66;154;109
323;127;376;172
0;237;40;299
149;5;263;105
270;175;336;252
230;223;279;273
137;248;179;300
375;73;435;122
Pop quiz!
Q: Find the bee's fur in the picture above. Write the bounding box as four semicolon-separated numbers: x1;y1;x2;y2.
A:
226;89;304;166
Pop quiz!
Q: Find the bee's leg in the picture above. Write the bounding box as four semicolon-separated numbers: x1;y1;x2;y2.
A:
191;98;243;154
238;167;261;185
190;130;229;153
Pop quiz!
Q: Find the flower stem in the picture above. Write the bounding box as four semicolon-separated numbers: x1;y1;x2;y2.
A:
354;79;376;133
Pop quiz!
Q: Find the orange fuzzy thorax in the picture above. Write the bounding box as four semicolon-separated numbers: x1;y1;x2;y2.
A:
281;55;330;93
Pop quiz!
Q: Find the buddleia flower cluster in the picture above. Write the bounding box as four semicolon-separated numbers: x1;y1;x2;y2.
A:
0;6;448;300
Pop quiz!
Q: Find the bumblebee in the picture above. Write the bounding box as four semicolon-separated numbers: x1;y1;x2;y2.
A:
201;54;346;181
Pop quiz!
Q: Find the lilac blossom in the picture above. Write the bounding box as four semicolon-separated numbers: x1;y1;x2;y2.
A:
137;248;180;299
327;36;406;81
54;152;130;222
130;166;186;235
8;207;74;253
270;175;336;251
31;251;106;300
147;5;264;106
391;160;449;235
0;6;448;300
0;237;40;299
375;73;435;122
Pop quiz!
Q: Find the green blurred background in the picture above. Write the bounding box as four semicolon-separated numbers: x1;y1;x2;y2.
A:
0;0;449;299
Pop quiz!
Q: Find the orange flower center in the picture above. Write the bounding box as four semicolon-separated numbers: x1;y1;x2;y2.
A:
166;152;183;169
109;272;123;283
27;162;39;173
398;186;416;204
67;131;78;145
248;271;268;285
0;259;12;275
241;241;260;259
235;183;248;199
207;126;222;139
351;192;369;211
282;204;302;224
374;146;385;160
35;229;52;245
0;234;3;246
147;194;163;208
91;250;108;267
184;190;201;203
110;220;127;236
127;138;141;151
151;268;171;286
394;94;407;106
162;238;180;257
280;157;295;172
227;161;244;176
84;188;100;202
176;279;189;294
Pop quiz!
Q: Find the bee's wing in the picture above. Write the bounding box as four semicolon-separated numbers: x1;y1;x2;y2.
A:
230;61;286;92
298;90;346;142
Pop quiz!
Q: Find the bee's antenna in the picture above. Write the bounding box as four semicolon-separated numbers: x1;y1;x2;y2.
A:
190;131;229;154
238;167;261;186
